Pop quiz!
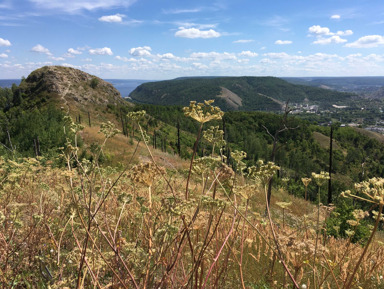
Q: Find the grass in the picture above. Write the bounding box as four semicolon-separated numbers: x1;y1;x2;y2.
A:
1;104;384;289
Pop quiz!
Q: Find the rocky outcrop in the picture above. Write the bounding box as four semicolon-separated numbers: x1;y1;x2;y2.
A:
23;66;125;108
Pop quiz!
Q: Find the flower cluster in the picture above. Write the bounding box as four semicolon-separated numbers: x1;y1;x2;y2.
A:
127;110;146;122
341;177;384;205
128;162;166;187
203;126;226;148
183;100;224;124
248;160;280;184
311;171;330;187
99;121;121;139
301;177;312;187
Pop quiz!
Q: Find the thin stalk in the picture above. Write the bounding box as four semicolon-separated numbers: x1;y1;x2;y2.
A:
185;123;203;200
264;183;300;289
343;203;383;289
201;208;237;289
312;187;321;289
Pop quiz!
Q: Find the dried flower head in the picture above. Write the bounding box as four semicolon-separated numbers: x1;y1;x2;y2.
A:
301;177;312;187
99;121;121;139
183;100;224;124
127;110;146;122
128;162;166;187
311;171;330;187
231;150;247;175
276;201;292;210
248;160;280;184
203;126;226;148
342;177;384;205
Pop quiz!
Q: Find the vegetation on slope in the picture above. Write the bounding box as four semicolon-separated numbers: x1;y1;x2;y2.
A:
1;67;384;288
130;76;355;111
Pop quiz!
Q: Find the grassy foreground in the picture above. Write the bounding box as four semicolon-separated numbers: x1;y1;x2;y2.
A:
1;102;384;289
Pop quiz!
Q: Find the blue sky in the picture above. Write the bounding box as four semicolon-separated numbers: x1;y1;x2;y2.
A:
1;0;384;79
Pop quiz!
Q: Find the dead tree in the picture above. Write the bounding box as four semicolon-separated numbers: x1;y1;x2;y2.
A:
263;101;298;208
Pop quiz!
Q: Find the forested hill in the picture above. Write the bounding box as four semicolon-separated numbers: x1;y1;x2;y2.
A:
129;76;355;111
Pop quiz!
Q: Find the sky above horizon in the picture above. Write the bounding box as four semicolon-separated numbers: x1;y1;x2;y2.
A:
1;0;384;80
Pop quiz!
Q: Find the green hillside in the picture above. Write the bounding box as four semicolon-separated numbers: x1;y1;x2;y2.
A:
2;67;384;288
130;76;355;111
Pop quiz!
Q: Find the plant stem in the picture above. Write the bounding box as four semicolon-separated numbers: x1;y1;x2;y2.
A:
185;123;203;200
343;203;383;289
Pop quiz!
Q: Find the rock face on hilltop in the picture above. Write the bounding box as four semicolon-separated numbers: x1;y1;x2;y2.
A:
22;66;125;111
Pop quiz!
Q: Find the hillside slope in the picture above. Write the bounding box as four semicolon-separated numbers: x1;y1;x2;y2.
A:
129;76;355;111
19;66;126;115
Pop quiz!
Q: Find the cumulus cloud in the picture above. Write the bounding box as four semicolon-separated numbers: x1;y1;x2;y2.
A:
313;35;347;45
308;25;332;36
331;14;341;20
239;51;258;57
190;51;236;60
275;40;292;45
68;48;82;55
233;39;254;44
345;35;384;48
130;46;152;57
28;0;137;13
158;53;175;59
49;56;65;61
98;14;125;23
89;47;113;55
0;38;11;47
175;27;221;39
308;25;352;37
31;44;52;55
0;53;8;58
309;25;353;45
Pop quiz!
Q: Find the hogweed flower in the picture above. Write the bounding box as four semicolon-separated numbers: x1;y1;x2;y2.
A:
127;110;146;122
301;177;311;187
183;100;224;124
203;126;226;148
99;121;121;139
128;162;166;187
341;177;384;205
248;160;280;185
311;171;330;187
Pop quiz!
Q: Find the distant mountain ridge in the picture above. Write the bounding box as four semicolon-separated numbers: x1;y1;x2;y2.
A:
129;76;355;111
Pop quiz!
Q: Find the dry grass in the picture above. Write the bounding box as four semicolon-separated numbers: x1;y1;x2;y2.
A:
1;112;384;288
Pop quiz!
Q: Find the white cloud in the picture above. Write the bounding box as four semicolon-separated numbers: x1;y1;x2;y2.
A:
331;14;341;20
239;51;258;57
28;0;137;13
31;44;52;55
158;53;175;59
308;25;352;37
275;40;292;45
233;39;254;44
49;56;65;61
130;46;152;57
68;48;82;55
190;51;236;60
313;35;347;45
98;14;125;23
175;27;221;39
192;62;208;69
336;30;353;36
0;37;11;46
0;53;8;58
308;25;332;36
345;35;384;48
163;8;201;14
89;47;113;55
